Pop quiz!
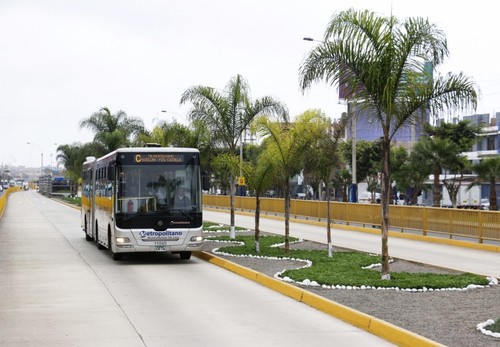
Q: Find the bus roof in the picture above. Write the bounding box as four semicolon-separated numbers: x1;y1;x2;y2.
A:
99;147;199;162
115;147;199;154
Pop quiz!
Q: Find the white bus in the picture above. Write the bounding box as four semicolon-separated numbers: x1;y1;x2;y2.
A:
81;146;207;260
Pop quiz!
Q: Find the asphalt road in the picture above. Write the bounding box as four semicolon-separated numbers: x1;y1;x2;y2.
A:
0;191;394;347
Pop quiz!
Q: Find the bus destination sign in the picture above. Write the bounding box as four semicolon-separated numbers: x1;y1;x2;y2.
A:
135;154;183;164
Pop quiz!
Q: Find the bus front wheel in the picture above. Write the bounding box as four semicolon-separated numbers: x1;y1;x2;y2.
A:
84;219;92;241
180;251;191;260
109;229;123;261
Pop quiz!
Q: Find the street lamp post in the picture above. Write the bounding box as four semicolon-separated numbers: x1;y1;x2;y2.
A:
348;103;358;202
26;142;57;176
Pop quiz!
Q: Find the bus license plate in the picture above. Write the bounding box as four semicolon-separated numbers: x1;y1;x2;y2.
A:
154;241;167;251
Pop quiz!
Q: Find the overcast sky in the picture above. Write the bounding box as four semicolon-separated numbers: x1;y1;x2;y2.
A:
2;0;499;168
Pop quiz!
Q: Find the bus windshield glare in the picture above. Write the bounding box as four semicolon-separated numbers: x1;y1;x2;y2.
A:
116;163;201;215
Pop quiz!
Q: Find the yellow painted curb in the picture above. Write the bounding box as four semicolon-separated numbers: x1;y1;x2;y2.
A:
194;251;445;347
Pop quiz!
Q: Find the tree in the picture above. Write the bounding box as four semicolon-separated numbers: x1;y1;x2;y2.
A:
441;154;470;208
412;137;460;207
414;119;480;208
136;126;165;147
181;74;288;239
80;107;144;152
241;152;276;252
56;142;106;194
424;120;480;152
253;111;322;253
56;143;84;194
422;120;480;208
210;153;239;198
337;168;351;202
302;110;346;256
155;119;214;171
468;157;500;211
341;139;383;195
407;151;431;205
391;146;430;205
299;9;477;279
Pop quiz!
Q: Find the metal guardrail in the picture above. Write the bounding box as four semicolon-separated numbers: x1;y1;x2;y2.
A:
202;195;500;244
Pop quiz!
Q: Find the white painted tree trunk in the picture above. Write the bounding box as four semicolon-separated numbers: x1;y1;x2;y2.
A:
327;242;333;257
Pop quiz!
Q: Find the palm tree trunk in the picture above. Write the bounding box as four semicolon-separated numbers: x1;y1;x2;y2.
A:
380;139;391;280
284;183;290;253
433;167;441;207
255;194;261;252
326;181;333;257
490;178;497;211
229;174;236;239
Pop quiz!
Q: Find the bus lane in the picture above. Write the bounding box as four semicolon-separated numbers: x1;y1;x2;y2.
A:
0;191;394;347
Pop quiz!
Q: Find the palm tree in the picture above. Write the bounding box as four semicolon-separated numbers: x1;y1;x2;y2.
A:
338;168;351;202
468;157;500;211
154;119;208;148
56;142;106;194
211;153;240;198
415;120;479;208
181;74;288;239
302;110;346;256
424;120;481;152
413;137;460;207
80;107;144;152
241;153;276;252
299;9;477;279
56;143;84;194
139;119;214;172
253;111;323;253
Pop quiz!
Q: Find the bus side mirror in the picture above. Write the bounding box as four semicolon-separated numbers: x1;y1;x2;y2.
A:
108;165;116;181
202;171;210;191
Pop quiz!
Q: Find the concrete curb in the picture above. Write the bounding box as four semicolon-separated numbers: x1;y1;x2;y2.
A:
194;250;445;347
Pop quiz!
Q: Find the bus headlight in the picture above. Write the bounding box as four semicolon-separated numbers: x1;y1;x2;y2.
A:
116;237;130;244
190;236;203;242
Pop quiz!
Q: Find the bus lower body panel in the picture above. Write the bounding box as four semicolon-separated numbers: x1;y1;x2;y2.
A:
111;226;203;255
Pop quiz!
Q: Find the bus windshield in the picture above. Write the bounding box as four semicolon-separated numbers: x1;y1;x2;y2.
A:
116;163;201;215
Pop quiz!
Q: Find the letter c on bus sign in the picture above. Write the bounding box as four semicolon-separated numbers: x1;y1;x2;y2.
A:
135;154;142;163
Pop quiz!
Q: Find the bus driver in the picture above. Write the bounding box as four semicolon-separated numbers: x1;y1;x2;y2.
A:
172;186;190;209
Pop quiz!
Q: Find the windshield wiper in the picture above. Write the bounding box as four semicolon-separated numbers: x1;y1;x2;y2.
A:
170;209;194;220
121;209;152;221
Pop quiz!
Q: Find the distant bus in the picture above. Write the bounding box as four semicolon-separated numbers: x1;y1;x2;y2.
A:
81;146;207;260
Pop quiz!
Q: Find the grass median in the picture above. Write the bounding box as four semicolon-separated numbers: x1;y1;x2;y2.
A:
203;224;490;290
